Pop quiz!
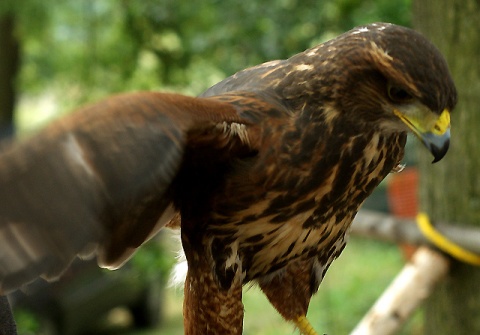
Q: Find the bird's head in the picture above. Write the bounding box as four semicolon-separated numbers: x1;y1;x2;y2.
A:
286;23;457;163
332;23;457;162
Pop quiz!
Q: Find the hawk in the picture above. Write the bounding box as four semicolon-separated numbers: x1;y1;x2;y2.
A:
0;23;456;334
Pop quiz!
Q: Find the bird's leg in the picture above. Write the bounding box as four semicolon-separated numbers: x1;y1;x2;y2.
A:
258;258;319;335
294;315;319;335
183;247;243;335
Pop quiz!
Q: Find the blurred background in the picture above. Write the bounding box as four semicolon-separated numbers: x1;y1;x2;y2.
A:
1;0;477;334
1;0;410;135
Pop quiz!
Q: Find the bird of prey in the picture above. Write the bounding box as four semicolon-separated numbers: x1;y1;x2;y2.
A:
0;23;456;335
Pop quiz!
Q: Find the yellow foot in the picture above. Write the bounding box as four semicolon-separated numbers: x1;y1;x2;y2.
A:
294;315;318;335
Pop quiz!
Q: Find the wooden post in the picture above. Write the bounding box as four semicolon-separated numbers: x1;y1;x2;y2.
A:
351;210;480;254
350;247;450;335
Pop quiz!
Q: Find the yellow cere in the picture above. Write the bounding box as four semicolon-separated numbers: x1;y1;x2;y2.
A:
432;109;451;135
393;106;450;136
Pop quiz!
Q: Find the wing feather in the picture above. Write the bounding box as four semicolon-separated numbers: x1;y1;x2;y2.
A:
0;91;253;293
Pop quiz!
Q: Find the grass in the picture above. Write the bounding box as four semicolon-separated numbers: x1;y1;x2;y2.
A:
124;237;423;335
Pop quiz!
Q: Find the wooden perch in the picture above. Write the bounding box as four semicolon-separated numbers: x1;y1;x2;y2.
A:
352;210;480;254
350;247;450;335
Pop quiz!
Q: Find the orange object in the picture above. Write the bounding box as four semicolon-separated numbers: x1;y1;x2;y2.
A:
387;167;418;218
387;168;419;259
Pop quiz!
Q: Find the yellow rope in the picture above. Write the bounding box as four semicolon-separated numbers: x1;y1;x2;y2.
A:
294;315;319;335
416;212;480;266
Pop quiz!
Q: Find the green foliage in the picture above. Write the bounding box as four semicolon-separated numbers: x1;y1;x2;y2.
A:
129;232;176;285
11;0;411;108
12;308;42;335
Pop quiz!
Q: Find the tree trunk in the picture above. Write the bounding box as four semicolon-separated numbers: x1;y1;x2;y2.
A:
0;12;20;335
0;13;20;139
413;1;480;334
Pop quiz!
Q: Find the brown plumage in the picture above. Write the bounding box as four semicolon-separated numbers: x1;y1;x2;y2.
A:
0;23;456;334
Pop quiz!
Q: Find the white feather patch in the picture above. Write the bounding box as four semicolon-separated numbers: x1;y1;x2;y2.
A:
168;230;187;290
63;133;95;177
216;122;250;146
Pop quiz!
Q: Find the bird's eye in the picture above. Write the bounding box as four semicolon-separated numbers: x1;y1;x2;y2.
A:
387;85;413;103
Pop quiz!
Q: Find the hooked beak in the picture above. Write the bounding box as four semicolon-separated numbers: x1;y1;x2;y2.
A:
394;108;451;163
